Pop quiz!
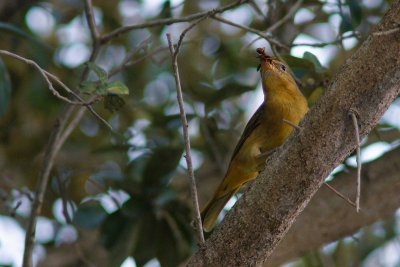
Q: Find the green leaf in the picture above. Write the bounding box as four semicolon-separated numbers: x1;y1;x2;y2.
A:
95;83;109;95
86;62;108;83
205;82;254;112
158;0;172;19
142;146;183;189
156;217;183;267
131;214;159;266
340;14;353;34
0;58;11;117
303;52;324;73
73;201;107;229
79;81;97;94
104;95;125;112
281;55;316;78
348;0;363;27
101;211;139;267
105;81;129;95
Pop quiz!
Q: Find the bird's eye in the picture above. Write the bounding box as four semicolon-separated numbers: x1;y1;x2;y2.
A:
280;64;287;72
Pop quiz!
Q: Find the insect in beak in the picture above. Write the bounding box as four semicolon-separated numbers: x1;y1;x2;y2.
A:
256;47;274;71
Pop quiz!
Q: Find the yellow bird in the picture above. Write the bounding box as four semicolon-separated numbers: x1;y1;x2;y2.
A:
201;48;309;232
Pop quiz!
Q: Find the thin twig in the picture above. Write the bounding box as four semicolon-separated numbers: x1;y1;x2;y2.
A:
212;15;290;50
22;119;64;267
0;50;111;131
175;17;208;55
349;108;361;212
108;36;153;77
373;27;400;36
101;0;250;44
22;2;105;265
324;182;357;208
44;71;111;130
283;119;301;130
267;0;304;32
84;0;100;41
10;200;22;217
240;0;303;52
242;31;360;53
292;32;361;47
56;175;73;224
248;0;264;17
54;106;87;154
0;50;86;105
80;0;101;82
256;148;277;159
167;33;205;245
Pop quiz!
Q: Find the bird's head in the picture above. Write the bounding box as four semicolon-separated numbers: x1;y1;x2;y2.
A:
256;48;297;94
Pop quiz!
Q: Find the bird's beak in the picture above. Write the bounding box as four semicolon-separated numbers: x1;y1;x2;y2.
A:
256;48;273;72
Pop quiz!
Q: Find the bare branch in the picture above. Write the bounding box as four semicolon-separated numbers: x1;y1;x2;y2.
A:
0;50;85;105
282;119;301;130
248;0;264;17
292;32;361;47
101;0;250;44
240;0;303;52
108;36;153;77
167;32;205;245
22;1;108;264
267;0;304;32
0;50;112;132
212;15;290;50
349;108;362;212
373;26;400;36
84;0;100;41
323;182;356;208
56;175;73;224
22;119;64;267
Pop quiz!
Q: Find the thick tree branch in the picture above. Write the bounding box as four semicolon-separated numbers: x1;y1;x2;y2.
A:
186;1;400;266
265;148;400;266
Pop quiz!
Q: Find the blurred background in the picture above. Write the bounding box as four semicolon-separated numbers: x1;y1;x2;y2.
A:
0;0;399;266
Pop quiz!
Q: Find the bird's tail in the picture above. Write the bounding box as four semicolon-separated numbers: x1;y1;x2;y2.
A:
201;188;238;232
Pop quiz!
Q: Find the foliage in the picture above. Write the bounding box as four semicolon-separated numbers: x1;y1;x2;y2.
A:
0;0;398;266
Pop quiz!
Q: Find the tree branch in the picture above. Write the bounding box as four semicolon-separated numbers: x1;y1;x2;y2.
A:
22;2;104;266
0;50;85;105
266;0;304;33
186;1;400;265
212;15;290;50
266;148;400;266
100;0;250;44
167;22;206;244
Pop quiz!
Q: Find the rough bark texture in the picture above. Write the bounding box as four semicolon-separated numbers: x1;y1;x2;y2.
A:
186;1;400;266
265;148;400;266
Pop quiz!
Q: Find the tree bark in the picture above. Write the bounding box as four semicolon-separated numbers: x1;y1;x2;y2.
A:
186;1;400;265
265;148;400;266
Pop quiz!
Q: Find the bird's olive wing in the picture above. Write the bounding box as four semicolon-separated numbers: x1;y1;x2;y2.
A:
230;103;265;161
